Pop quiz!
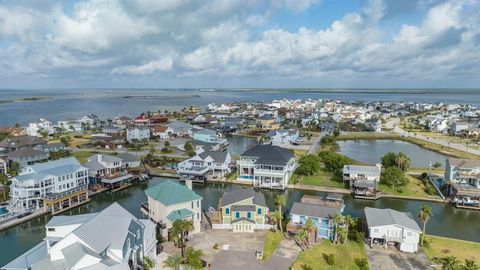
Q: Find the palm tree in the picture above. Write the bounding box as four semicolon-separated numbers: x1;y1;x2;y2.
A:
395;152;411;171
419;205;433;246
337;226;347;244
171;219;194;257
275;194;286;234
332;213;343;244
304;218;316;243
462;259;479;270
271;210;282;232
163;255;182;270
296;228;309;250
185;247;204;269
440;256;460;270
143;256;155;270
343;215;355;243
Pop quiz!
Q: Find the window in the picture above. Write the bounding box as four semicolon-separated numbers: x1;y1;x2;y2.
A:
225;208;230;215
47;228;55;232
197;200;199;207
247;212;251;219
191;202;194;208
197;213;200;220
257;208;262;215
235;212;240;219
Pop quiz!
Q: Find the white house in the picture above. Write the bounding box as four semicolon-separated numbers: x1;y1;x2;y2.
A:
26;118;55;137
237;144;296;190
2;203;157;270
177;151;232;181
364;207;421;253
126;126;151;142
151;125;173;139
57;120;83;133
343;164;381;197
444;158;480;202
142;180;202;238
9;157;89;213
267;128;300;147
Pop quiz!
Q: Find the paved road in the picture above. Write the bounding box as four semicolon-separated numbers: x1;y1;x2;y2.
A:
307;132;325;155
386;118;480;156
365;244;431;270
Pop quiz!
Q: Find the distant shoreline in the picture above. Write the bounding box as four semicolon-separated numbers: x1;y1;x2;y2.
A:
0;96;53;105
123;94;200;99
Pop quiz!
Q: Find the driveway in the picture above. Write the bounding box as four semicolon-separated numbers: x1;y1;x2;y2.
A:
365;244;432;270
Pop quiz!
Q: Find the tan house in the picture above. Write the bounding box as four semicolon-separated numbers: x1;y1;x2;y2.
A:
142;180;202;238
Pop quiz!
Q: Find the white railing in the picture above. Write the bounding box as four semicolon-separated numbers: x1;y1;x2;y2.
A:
212;223;274;230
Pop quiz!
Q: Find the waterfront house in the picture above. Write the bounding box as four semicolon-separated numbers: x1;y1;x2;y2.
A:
0;136;46;152
7;147;49;166
213;187;271;232
142;180;202;238
33;142;65;153
83;154;133;189
267;128;300;147
167;121;197;137
363;207;421;253
444;158;480;204
134;114;150;125
365;118;382;132
114;115;132;125
117;152;141;168
2;202;157;270
151;125;173;139
451;121;473;135
57;120;83;133
193;129;228;145
287;194;345;241
26;118;55;137
149;114;169;125
237;144;296;190
343;164;381;197
9;157;89;214
78;114;99;127
177;151;232;181
256;114;280;131
126;126;151;143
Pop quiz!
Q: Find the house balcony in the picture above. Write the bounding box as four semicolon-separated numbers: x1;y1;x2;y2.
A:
177;166;210;176
44;185;88;201
254;168;286;176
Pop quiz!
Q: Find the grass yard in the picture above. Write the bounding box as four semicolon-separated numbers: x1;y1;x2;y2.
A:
262;231;284;261
227;172;238;181
72;151;94;164
299;170;345;189
379;175;439;199
423;235;480;264
294;149;308;157
49;137;90;148
293;241;369;270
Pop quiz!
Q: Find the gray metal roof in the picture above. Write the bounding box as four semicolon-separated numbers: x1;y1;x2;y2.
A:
2;241;49;270
116;152;140;163
62;242;100;268
241;145;294;166
290;202;340;218
46;213;96;227
231;205;256;211
343;165;381;175
221;187;267;207
364;207;421;232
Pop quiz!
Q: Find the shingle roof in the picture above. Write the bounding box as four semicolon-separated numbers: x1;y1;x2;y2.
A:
343;165;381;175
448;158;480;168
290;202;340;218
198;151;229;163
231;205;256;211
364;207;421;232
241;144;294;166
194;129;217;135
7;147;47;159
221;187;267;207
117;152;140;163
166;208;195;222
145;180;202;206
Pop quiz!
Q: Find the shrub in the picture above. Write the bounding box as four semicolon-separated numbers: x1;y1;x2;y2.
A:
213;243;219;250
322;253;335;265
349;230;365;243
426;185;437;196
355;258;368;270
295;155;321;176
421;172;428;180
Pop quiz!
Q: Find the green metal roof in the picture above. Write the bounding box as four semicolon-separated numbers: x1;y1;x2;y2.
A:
145;180;202;206
166;208;194;222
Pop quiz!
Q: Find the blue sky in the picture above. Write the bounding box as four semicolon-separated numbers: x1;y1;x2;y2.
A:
0;0;479;88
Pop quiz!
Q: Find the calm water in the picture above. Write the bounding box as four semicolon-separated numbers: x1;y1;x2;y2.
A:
226;135;257;156
337;139;449;168
1;177;479;266
1;89;480;126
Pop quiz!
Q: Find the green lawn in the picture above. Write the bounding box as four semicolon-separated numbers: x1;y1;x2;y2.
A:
293;241;369;270
424;235;480;265
72;151;94;164
262;231;284;261
299;170;345;189
379;175;439;199
227;172;238;181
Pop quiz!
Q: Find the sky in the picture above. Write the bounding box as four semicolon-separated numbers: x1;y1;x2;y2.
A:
0;0;479;89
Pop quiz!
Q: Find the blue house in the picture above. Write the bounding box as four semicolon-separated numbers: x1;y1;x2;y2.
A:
287;194;344;241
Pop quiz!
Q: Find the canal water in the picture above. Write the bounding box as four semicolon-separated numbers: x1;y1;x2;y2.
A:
1;177;479;266
226;135;257;156
337;139;450;168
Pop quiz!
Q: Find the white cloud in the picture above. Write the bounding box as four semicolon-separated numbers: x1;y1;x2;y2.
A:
111;57;174;75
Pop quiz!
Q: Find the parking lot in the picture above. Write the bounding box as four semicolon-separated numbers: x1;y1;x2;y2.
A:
365;244;432;270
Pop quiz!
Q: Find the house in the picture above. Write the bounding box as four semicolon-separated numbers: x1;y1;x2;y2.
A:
26;118;55;137
114;115;132;125
57;120;83;133
83;154;133;189
451;121;472;135
90;133;125;149
7;147;49;166
151;125;173;139
149;114;169;125
237;144;296;189
134;114;150;125
0;136;46;152
287;194;345;241
117;152;141;168
365;119;382;132
0;157;8;175
256;114;280;131
363;207;421;253
193;129;228;146
444;158;480;203
34;142;65;153
142;180;202;238
267;128;299;147
213;187;271;232
177;151;232;181
2;203;157;270
343;164;381;197
167;121;197;137
126;126;150;143
78;114;98;126
9;157;89;214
